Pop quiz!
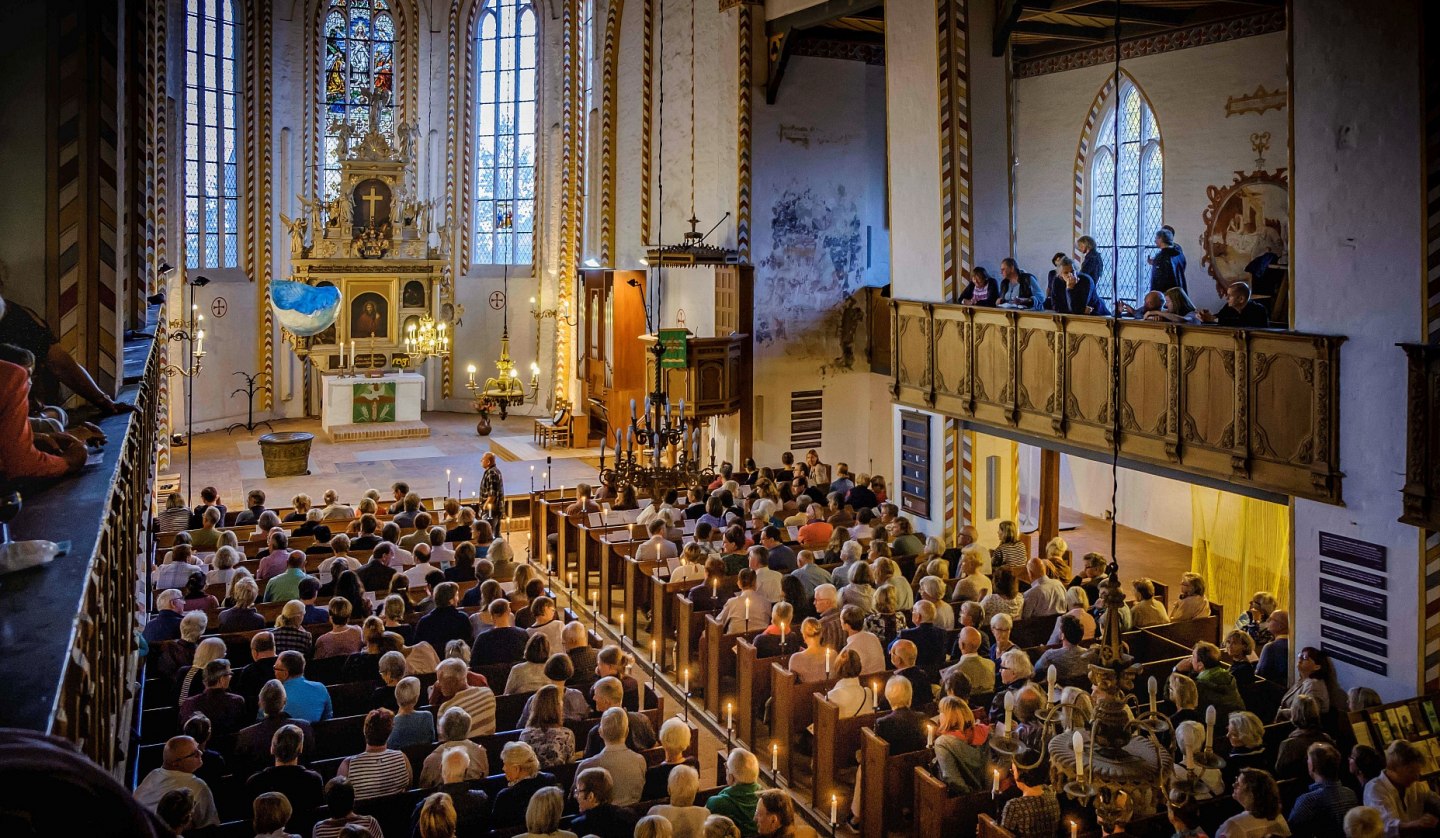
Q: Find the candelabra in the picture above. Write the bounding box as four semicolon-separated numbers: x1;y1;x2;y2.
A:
599;336;715;500
163;274;211;499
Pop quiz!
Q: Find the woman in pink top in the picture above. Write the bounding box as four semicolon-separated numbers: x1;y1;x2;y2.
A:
315;598;365;658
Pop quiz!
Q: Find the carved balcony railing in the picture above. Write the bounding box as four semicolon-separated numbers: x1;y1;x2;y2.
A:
0;324;160;773
891;301;1345;504
1400;343;1440;529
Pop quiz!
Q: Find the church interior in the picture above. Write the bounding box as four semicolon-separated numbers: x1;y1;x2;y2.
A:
0;0;1438;835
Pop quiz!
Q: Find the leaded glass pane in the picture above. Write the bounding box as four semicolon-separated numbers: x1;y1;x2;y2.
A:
321;0;396;197
474;0;537;264
1087;80;1161;306
184;0;239;269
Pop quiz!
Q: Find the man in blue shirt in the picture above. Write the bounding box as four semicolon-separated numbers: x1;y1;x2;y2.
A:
273;651;332;722
1288;742;1358;837
143;589;186;642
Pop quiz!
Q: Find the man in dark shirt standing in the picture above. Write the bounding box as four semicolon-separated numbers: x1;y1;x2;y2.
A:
1148;227;1188;294
1200;281;1270;328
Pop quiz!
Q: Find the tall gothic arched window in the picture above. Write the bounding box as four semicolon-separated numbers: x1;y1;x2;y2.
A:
473;0;538;265
321;0;395;198
1087;78;1162;304
185;0;240;269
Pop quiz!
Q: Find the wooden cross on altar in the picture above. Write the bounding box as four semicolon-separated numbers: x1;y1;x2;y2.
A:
360;185;385;227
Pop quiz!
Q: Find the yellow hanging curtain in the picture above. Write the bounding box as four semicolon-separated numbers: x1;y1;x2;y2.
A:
1190;486;1291;623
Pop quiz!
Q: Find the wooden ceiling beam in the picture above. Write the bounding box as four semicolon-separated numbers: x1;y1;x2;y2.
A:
994;0;1027;56
1019;1;1190;27
1010;21;1111;43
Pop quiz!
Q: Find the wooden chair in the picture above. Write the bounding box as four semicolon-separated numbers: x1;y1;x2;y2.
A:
533;406;573;448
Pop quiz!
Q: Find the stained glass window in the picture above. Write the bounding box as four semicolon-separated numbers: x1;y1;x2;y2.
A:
1088;79;1162;305
321;0;395;199
474;0;538;265
184;0;240;270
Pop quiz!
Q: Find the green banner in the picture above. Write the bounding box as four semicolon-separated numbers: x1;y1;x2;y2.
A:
353;381;396;423
658;328;689;369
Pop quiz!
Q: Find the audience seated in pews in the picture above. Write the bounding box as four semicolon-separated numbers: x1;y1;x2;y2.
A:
889;639;934;705
435;658;496;737
932;696;987;793
492;741;557;827
648;762;707;838
521;683;577;769
571;766;638;838
942;626;994;694
519;785;575;838
247;723;323;816
1217;767;1289;838
1224;711;1270;785
1000;762;1061;837
134;735;221;828
705;749;761;837
1129;579;1167;628
1035;615;1089;682
584;676;656;756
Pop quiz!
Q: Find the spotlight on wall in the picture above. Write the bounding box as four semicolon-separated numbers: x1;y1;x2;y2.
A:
625;278;641;288
583;258;600;268
191;275;212;287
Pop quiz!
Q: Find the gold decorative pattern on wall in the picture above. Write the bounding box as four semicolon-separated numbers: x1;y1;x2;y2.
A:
891;300;1346;505
736;1;753;262
600;0;624;265
149;0;171;468
244;1;276;409
936;0;973;303
1224;84;1287;118
640;0;654;246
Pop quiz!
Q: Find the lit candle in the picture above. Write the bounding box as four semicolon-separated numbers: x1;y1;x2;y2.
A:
1004;690;1015;729
1205;704;1216;751
780;622;787;648
467;364;476;385
651;639;658;664
926;724;935;748
195;329;204;355
744;596;750;625
1071;821;1079;838
825;647;832;677
1072;731;1084;780
1148;675;1157;716
771;742;778;773
1047;665;1058;701
726;701;733;731
350;339;355;362
712;578;718;601
830;794;837;827
591;591;598;612
618;612;625;637
683;667;690;694
991;768;1000;799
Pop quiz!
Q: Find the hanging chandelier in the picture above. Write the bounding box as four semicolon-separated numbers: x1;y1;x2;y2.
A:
466;265;537;419
404;314;450;360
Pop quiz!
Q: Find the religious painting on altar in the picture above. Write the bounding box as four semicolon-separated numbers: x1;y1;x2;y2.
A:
352;177;393;231
402;280;426;308
349;289;392;339
352;381;396;424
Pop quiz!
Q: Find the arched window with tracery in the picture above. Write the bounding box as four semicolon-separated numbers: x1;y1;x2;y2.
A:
185;0;241;269
1086;77;1162;304
473;0;538;265
320;0;396;198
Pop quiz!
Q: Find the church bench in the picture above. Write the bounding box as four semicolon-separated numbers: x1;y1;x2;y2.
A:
912;766;998;838
1009;614;1061;649
701;616;764;715
672;593;713;687
1142;605;1223;649
769;664;837;779
734;635;800;745
649;572;700;673
977;813;1017;837
811;695;879;806
859;727;932;838
621;552;668;643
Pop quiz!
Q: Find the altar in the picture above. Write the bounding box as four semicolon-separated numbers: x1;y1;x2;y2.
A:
320;371;429;442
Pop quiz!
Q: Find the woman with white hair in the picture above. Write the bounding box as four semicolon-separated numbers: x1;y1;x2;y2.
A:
252;509;282;539
647;763;708;838
491;741;550;827
205;545;240;588
488;536;517;583
216;576;265;633
1171;721;1224;799
387;676;435;749
419;707;489;787
830;540;865;589
177;635;225;703
642;718;697;802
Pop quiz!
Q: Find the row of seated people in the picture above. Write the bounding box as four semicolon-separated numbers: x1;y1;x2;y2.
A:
157;481;449;534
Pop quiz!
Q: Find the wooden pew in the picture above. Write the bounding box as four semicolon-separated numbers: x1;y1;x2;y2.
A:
650;573;697;673
977;813;1016;837
621;551;668;643
770;664;837;779
812;694;879;807
734;636;798;745
673;594;711;688
912;766;997;838
701;615;763;714
859;726;932;837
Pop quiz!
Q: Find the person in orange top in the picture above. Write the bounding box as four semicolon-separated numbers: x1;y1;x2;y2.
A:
796;504;833;550
0;358;86;481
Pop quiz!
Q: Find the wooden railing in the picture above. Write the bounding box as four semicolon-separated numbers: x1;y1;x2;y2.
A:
1;327;160;773
1401;343;1440;529
891;301;1345;504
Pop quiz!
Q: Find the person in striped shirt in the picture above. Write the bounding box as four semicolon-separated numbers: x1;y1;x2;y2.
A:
436;658;496;738
337;708;413;801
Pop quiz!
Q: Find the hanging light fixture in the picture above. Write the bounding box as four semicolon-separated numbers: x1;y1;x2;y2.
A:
467;265;537;419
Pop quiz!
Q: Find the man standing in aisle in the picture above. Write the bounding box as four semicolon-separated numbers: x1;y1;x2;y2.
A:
479;451;504;531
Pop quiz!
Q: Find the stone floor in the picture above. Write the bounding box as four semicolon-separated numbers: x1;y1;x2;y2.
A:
170;411;601;506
